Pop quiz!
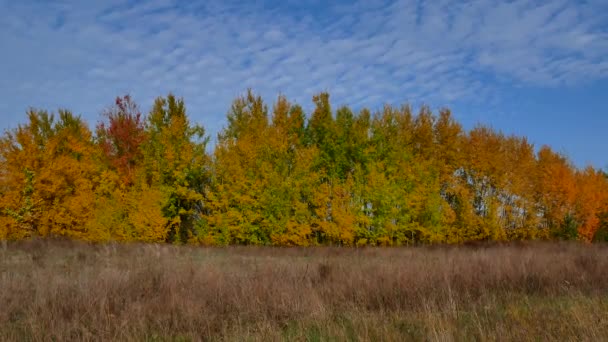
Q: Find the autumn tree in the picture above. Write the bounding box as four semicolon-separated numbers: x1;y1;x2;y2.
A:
88;95;168;242
2;90;607;246
202;91;270;244
96;95;146;186
536;146;578;239
142;94;209;243
574;167;608;241
0;110;98;240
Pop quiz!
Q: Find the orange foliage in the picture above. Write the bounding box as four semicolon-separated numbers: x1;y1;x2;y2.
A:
1;92;607;245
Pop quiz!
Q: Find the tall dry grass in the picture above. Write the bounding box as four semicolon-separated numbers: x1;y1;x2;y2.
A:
1;240;608;341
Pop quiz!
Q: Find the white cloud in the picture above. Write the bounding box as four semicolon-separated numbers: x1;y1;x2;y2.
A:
0;0;606;138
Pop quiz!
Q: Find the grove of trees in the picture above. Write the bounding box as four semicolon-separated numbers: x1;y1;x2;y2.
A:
1;91;607;245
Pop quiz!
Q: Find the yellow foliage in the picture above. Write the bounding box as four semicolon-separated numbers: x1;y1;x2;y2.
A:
2;93;606;246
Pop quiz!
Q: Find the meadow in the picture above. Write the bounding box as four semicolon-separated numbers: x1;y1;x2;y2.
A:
1;240;608;341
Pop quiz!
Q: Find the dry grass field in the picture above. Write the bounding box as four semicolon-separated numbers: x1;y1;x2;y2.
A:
1;240;608;341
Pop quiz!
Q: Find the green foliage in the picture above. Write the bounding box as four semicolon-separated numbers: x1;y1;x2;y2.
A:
592;212;608;242
1;91;607;245
142;94;209;243
552;214;579;241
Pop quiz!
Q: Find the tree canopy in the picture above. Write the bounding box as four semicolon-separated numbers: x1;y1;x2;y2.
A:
1;91;606;245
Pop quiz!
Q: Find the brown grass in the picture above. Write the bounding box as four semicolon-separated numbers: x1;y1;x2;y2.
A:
1;240;608;341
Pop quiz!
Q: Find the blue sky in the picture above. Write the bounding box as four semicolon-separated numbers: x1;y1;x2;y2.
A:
0;0;607;169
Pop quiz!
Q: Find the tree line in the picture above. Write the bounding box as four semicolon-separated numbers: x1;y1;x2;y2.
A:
1;91;607;245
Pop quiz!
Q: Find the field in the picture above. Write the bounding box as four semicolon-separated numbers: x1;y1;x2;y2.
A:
1;241;608;341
